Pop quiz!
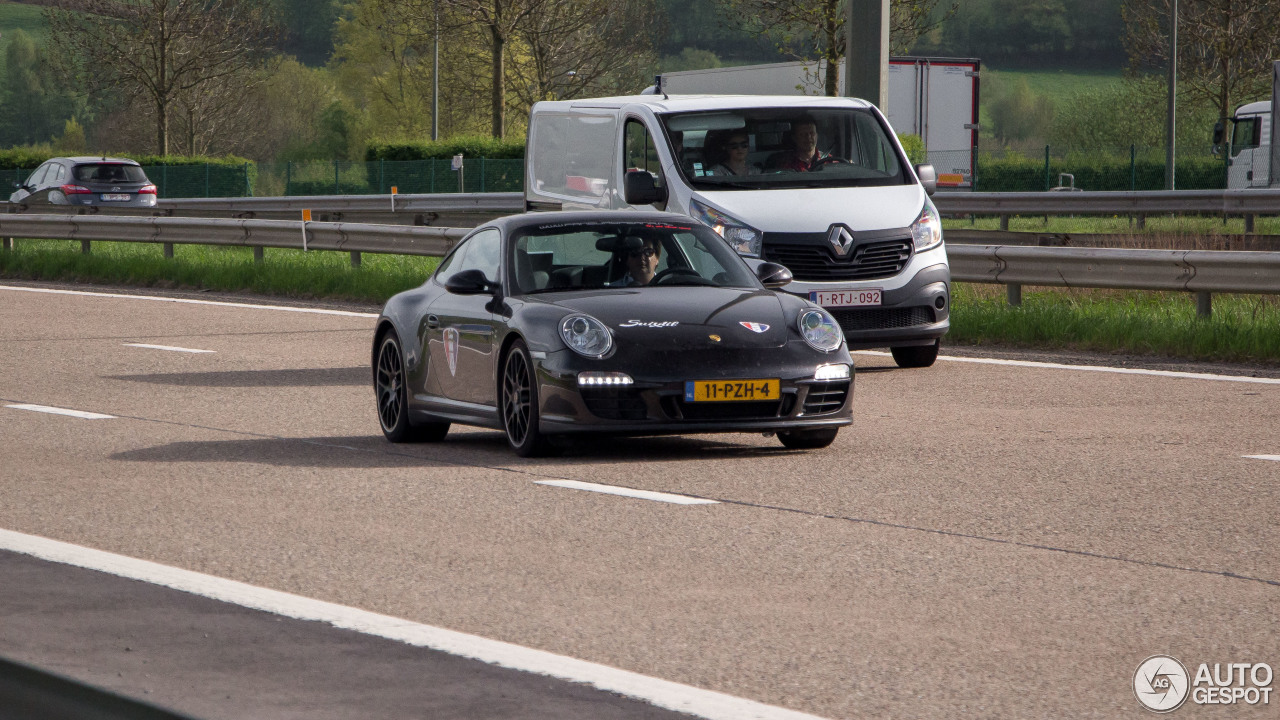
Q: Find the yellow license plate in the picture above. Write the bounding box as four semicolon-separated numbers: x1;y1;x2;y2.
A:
684;379;780;402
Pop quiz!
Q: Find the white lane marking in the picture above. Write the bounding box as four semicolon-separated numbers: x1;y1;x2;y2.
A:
0;285;378;318
855;350;1280;386
5;404;115;419
0;529;824;720
535;479;720;505
1244;455;1280;462
124;343;215;354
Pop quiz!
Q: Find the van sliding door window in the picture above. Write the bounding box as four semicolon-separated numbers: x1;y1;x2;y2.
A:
530;113;618;199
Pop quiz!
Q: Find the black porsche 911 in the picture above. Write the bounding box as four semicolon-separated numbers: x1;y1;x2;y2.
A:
372;211;854;456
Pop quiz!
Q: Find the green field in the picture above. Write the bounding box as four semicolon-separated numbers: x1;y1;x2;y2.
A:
0;2;49;77
976;67;1125;146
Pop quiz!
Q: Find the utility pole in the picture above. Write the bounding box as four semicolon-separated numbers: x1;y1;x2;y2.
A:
844;0;890;110
432;1;440;141
1165;0;1177;190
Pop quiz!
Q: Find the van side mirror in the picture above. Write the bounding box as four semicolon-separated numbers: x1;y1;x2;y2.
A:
1212;120;1225;146
914;164;937;196
624;170;667;206
445;268;496;295
754;261;793;289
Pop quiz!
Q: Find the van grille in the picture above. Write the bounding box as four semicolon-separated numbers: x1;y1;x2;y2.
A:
831;306;935;332
763;238;912;281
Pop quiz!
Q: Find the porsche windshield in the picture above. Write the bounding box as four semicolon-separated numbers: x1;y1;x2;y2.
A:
659;107;909;190
511;221;759;294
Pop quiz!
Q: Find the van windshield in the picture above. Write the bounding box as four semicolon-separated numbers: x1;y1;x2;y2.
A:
658;107;908;190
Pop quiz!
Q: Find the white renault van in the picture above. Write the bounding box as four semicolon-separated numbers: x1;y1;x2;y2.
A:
524;95;949;368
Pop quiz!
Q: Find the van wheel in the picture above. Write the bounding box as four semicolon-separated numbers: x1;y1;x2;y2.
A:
777;427;839;450
890;340;939;368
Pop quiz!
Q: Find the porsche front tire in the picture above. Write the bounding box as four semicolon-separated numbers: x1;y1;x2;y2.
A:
501;340;557;457
777;427;839;450
376;331;449;443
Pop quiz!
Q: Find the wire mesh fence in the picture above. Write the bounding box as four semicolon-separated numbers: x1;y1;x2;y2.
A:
3;150;1267;198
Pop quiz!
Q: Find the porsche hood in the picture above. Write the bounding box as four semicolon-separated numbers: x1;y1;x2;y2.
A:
548;287;789;350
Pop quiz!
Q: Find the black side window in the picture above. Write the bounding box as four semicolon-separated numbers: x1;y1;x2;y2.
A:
26;164;50;187
435;228;501;286
624;119;662;182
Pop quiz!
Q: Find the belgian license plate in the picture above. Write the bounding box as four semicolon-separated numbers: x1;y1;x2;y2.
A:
810;288;882;307
685;379;780;402
101;193;131;201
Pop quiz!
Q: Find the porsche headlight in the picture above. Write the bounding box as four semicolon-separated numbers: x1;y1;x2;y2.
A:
690;199;763;256
798;309;843;352
559;314;612;358
910;200;943;252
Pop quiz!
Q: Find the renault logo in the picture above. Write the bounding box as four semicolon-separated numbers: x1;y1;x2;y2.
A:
827;224;855;256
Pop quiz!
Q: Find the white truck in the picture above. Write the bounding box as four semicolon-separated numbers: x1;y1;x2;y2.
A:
653;57;981;190
1216;60;1280;189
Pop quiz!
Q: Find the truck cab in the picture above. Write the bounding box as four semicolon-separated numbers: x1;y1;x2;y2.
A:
525;95;950;367
1219;101;1272;189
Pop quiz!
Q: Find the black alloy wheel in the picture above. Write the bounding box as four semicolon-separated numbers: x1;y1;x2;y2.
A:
376;331;449;443
777;427;840;450
890;339;940;368
501;340;556;457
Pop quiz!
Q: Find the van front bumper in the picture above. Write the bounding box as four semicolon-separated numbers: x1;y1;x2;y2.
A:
782;263;950;349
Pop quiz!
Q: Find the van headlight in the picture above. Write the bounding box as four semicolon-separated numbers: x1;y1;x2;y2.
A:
910;200;943;252
690;199;763;256
560;314;613;358
798;309;843;352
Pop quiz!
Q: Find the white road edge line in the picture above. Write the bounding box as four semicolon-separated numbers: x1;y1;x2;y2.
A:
124;343;215;354
5;404;115;419
855;350;1280;385
535;479;720;505
1244;455;1280;462
0;529;822;720
0;285;378;318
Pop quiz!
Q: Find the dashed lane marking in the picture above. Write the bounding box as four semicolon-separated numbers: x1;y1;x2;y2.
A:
4;404;115;420
856;351;1280;385
124;343;215;354
535;479;720;505
0;528;826;720
1244;455;1280;462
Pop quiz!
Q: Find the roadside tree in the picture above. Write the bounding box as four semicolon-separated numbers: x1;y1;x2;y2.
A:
714;0;958;97
1123;0;1280;122
43;0;282;155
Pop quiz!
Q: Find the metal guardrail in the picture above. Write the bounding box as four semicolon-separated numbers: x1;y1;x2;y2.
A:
3;213;1277;317
0;214;466;264
933;188;1280;233
948;244;1280;315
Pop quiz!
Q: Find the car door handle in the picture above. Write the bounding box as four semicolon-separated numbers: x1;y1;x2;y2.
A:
426;314;440;329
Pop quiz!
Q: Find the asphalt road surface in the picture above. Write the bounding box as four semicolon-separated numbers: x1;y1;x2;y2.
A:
0;281;1276;719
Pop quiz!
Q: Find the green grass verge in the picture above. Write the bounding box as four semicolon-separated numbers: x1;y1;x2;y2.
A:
0;239;438;305
4;237;1278;365
944;214;1280;238
951;284;1280;364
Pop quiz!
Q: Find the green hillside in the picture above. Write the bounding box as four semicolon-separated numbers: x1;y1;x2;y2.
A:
0;1;49;77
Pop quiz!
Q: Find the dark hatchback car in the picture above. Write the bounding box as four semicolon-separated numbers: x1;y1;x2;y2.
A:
9;156;158;208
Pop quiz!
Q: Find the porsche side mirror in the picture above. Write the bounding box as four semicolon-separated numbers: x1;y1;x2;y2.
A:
623;170;667;206
914;163;938;196
445;268;495;295
755;261;792;289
